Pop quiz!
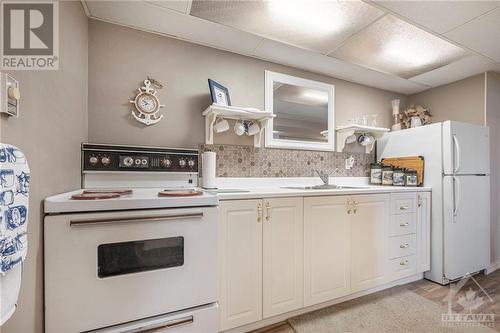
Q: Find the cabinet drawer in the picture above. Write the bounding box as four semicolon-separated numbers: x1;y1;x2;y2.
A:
391;194;416;214
390;213;416;236
389;234;416;259
390;255;417;280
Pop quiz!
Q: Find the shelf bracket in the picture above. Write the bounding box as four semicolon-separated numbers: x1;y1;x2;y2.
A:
205;112;218;145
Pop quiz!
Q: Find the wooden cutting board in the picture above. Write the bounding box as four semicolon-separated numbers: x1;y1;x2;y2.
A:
381;156;425;186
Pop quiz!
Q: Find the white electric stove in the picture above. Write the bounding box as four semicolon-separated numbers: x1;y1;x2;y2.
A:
44;144;219;333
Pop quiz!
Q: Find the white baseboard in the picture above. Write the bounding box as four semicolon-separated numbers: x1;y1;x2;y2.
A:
486;261;500;274
222;273;424;333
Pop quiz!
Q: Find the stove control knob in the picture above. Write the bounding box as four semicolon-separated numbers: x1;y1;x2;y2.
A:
188;160;196;168
160;158;172;168
179;159;186;168
89;156;98;166
101;156;111;166
123;157;134;167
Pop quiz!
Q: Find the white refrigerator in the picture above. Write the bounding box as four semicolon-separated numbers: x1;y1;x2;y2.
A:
377;121;490;285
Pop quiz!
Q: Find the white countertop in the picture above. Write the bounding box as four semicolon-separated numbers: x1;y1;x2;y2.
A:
209;177;430;200
212;185;431;200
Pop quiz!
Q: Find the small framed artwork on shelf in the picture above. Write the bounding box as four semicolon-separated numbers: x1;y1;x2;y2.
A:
208;79;231;106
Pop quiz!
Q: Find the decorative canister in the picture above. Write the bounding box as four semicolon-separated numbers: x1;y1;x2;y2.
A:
393;167;406;186
370;163;382;185
405;169;418;186
381;165;394;186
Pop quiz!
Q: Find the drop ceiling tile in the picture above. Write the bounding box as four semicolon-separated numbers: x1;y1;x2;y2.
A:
373;0;500;34
330;15;468;79
144;0;192;14
445;7;500;63
85;1;263;55
409;55;499;87
190;0;384;54
253;38;429;94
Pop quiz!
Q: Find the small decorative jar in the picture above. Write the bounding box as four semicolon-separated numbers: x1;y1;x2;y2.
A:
393;167;406;186
370;163;382;185
381;164;394;186
405;169;418;186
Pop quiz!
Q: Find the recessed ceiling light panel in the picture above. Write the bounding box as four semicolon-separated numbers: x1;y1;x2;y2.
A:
190;0;384;53
330;15;468;78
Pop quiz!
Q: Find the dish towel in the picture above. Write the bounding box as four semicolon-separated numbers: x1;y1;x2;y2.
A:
0;144;29;325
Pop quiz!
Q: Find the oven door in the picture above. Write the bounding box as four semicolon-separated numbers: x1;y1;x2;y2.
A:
44;206;218;333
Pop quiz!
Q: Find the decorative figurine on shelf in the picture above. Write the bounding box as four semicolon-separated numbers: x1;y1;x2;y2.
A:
401;105;432;128
391;99;402;131
129;77;165;126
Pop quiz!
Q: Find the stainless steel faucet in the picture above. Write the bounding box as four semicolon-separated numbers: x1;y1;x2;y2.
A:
314;169;329;185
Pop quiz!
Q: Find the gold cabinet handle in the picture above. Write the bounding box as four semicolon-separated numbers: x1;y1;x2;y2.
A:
400;205;410;210
400;243;409;249
353;200;358;214
346;199;352;214
400;260;409;266
400;222;409;227
265;201;271;222
257;202;263;223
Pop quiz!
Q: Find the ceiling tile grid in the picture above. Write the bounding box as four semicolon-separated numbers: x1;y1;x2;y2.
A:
373;0;500;34
444;7;500;63
84;0;500;94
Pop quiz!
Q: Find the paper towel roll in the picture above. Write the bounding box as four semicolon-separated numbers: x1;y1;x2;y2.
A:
202;152;217;189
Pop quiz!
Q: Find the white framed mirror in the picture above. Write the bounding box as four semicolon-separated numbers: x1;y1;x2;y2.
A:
265;71;335;151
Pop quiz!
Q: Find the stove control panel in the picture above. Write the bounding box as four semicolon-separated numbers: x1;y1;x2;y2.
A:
82;144;198;173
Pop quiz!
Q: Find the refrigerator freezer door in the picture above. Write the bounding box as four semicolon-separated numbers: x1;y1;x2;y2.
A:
443;175;490;281
443;121;490;175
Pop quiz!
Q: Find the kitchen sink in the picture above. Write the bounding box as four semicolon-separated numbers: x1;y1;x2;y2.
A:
281;184;370;190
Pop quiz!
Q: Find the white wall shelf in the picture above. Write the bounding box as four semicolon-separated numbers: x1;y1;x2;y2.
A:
202;104;275;147
336;125;390;153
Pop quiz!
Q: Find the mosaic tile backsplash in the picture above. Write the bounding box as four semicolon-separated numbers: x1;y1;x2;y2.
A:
199;144;374;177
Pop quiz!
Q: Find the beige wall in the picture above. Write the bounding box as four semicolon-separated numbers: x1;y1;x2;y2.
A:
407;74;486;125
0;2;88;332
486;72;500;265
88;20;405;148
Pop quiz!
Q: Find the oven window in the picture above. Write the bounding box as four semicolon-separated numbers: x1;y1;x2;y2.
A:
97;237;184;278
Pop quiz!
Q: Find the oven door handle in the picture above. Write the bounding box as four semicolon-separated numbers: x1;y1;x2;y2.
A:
70;213;204;227
126;315;194;333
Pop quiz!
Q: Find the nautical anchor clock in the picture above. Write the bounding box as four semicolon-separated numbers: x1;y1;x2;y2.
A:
129;78;165;125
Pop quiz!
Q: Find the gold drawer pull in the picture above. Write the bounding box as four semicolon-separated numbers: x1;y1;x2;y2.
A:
400;243;409;249
257;203;263;223
400;222;409;227
400;260;409;266
400;205;410;210
265;201;271;222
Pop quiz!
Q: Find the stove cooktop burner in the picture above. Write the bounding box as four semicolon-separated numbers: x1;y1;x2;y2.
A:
71;193;121;200
158;189;203;197
71;189;133;200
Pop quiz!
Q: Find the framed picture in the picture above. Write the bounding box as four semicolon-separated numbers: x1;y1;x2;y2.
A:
208;79;231;106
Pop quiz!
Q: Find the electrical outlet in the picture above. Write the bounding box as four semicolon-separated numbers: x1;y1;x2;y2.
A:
345;155;355;170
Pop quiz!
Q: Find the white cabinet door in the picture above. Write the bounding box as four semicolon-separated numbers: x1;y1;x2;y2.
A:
304;196;351;306
219;200;263;331
351;194;390;293
263;197;304;318
417;192;431;273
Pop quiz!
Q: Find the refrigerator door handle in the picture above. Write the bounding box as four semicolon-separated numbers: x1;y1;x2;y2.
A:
453;176;461;219
453;134;460;174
